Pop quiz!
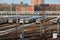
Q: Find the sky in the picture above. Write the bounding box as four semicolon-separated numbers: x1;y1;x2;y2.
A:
0;0;60;4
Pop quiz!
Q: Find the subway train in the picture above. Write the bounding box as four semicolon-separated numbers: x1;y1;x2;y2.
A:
19;18;25;24
18;17;29;24
0;18;8;24
57;17;60;24
53;17;60;24
48;17;59;24
8;17;29;24
32;16;39;22
8;18;14;23
35;16;46;24
8;17;18;24
19;17;31;24
19;16;38;24
35;17;56;24
24;16;39;24
24;18;34;24
35;17;43;24
49;18;57;24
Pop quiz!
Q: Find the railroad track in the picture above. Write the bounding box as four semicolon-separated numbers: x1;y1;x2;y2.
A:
0;18;57;40
0;23;20;30
0;23;41;40
0;23;11;27
45;24;60;31
44;23;60;40
0;19;55;40
0;23;37;35
0;23;21;35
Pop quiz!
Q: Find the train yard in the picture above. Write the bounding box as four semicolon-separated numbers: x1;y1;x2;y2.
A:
0;15;60;40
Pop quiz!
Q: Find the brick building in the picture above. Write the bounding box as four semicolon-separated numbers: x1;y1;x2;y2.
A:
0;3;11;11
15;2;34;13
34;4;60;11
16;6;34;13
0;0;60;12
31;0;44;6
0;2;34;13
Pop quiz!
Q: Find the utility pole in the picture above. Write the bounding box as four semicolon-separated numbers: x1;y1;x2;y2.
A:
20;26;24;40
40;20;43;40
11;3;13;14
42;0;46;40
0;0;1;40
57;16;60;35
20;13;24;40
0;35;1;40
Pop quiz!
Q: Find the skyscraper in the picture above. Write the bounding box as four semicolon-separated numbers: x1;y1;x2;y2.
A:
31;0;44;6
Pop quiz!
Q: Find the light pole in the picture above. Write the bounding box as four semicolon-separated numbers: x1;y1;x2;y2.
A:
40;21;43;40
20;26;24;40
20;13;24;40
57;16;60;35
37;11;43;40
11;3;13;14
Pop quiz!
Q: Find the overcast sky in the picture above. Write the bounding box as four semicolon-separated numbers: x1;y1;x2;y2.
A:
0;0;60;4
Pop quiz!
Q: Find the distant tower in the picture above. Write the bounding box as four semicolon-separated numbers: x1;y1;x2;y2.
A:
31;0;44;6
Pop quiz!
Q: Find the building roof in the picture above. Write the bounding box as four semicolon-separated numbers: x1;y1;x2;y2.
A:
49;4;60;6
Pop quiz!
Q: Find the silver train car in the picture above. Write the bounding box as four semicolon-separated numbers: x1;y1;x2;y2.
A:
8;17;27;24
0;18;8;24
52;17;59;24
19;16;37;24
19;18;25;24
35;16;50;24
35;18;43;24
18;17;27;24
24;18;34;24
58;18;60;24
8;18;13;23
32;16;39;22
8;17;19;24
36;17;57;24
24;16;39;24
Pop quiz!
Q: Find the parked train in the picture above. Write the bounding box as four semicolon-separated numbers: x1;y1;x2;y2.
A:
35;17;57;24
19;18;25;24
52;17;60;24
19;16;39;24
24;18;34;24
19;17;32;24
0;18;8;24
35;17;43;24
8;18;14;23
1;16;48;24
8;17;22;24
8;17;28;24
57;17;60;24
24;16;39;24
